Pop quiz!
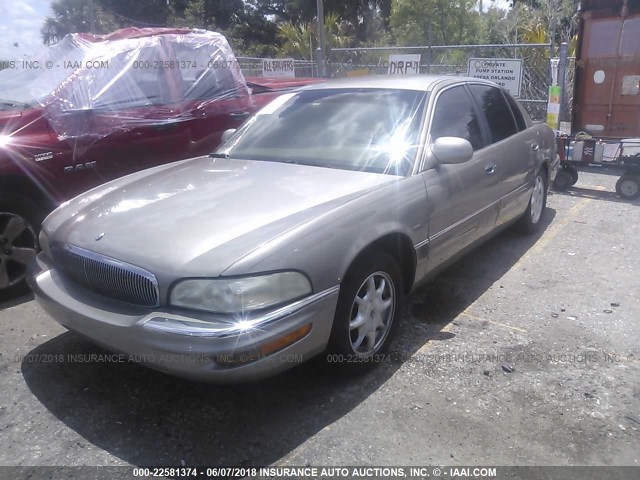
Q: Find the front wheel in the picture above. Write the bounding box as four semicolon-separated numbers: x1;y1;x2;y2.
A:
615;174;640;200
0;195;43;292
516;169;547;234
326;250;403;374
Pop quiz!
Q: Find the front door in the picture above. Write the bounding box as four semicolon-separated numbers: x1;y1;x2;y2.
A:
421;84;500;272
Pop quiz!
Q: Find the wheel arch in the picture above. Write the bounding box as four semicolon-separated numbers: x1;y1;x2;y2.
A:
0;174;58;211
342;232;417;296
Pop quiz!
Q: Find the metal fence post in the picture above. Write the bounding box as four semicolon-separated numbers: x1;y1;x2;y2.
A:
427;24;433;74
557;42;568;124
316;0;325;77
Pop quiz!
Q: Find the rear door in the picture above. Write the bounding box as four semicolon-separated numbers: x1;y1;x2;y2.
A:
468;84;535;227
421;84;500;271
53;45;189;190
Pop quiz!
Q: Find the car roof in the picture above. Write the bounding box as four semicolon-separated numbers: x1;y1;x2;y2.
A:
300;75;499;93
76;27;204;43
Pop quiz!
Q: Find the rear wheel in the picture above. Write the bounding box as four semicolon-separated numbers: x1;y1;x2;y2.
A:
516;169;547;234
554;168;573;190
615;174;640;200
327;250;403;373
0;195;43;292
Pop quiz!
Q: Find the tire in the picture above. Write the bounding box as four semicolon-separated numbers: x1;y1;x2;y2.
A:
566;166;579;186
326;249;404;374
516;169;547;234
0;194;45;292
615;174;640;200
553;168;573;190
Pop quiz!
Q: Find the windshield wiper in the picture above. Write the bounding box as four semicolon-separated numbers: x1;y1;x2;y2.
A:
209;152;229;158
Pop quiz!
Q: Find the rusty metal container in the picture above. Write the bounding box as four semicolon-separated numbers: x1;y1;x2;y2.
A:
573;0;640;138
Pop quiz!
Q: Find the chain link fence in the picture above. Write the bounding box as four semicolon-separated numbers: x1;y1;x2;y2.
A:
239;44;552;121
562;57;576;128
323;44;551;121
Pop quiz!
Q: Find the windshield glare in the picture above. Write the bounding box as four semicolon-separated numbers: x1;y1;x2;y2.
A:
219;88;428;176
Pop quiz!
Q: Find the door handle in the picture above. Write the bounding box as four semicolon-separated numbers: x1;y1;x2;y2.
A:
485;163;497;175
531;143;539;151
230;111;251;120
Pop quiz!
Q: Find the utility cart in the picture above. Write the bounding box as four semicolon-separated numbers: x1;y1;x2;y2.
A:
554;136;640;199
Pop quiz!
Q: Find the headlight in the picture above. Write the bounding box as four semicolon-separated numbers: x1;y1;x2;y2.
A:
170;272;312;313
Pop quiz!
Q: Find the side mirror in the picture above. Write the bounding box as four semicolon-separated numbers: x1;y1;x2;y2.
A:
221;128;237;143
431;137;473;164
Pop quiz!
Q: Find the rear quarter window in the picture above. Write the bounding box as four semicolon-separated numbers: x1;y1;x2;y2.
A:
504;92;528;131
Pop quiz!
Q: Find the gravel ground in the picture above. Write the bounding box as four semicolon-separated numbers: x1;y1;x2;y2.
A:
0;171;638;469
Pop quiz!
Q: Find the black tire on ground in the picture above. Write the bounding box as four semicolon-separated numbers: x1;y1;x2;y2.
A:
0;194;46;292
516;169;548;235
553;168;573;190
566;166;579;186
615;174;640;200
326;249;404;374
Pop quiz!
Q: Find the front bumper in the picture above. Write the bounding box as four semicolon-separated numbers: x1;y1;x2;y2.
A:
28;253;339;383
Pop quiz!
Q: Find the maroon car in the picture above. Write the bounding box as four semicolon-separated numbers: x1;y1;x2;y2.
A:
0;27;318;292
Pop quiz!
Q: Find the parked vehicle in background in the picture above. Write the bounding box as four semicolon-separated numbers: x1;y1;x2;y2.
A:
0;27;319;292
29;76;558;382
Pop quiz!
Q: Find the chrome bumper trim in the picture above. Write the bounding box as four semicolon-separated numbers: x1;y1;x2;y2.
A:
142;285;340;337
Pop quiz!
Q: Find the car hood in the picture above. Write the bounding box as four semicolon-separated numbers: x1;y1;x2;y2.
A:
45;156;396;281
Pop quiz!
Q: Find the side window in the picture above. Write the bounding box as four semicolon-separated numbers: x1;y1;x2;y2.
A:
504;92;527;131
430;86;485;151
172;42;238;101
469;85;518;143
81;48;170;108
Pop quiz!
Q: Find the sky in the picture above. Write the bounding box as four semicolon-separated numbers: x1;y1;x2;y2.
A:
1;0;512;60
0;0;52;59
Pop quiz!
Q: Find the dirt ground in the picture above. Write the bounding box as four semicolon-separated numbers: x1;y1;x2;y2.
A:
0;171;638;471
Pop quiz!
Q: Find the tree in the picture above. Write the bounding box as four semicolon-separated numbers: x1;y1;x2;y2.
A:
277;12;354;59
41;0;118;45
390;0;482;46
41;0;281;56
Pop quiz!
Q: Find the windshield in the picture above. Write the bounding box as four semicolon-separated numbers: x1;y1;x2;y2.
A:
217;88;428;176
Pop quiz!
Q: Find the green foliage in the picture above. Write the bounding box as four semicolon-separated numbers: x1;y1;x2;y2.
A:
41;0;119;45
390;0;483;46
277;12;353;59
40;0;579;58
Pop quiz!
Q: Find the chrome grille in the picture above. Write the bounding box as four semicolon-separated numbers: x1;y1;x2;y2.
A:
52;244;159;307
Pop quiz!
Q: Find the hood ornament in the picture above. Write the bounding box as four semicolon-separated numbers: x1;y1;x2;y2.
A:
95;232;105;241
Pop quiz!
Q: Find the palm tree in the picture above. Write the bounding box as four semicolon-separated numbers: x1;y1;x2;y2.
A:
277;12;354;60
41;0;118;45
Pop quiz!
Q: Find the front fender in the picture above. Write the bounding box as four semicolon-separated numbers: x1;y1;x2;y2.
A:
221;175;428;293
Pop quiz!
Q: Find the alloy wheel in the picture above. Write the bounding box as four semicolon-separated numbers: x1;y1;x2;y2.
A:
0;212;38;289
530;175;545;224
